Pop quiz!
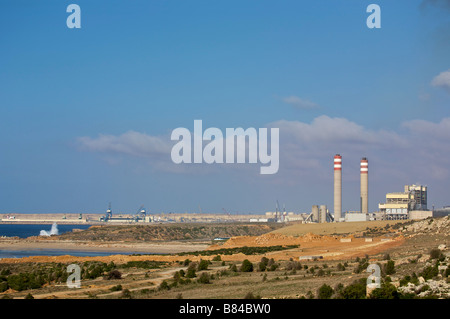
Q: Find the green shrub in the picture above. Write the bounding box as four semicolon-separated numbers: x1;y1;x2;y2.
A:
335;283;344;293
384;260;396;276
186;263;197;278
240;260;254;272
268;263;278;271
429;249;445;261
265;258;278;271
176;245;300;257
354;260;369;274
158;280;170;291
197;273;211;284
121;261;166;269
7;273;44;291
197;259;209;271
173;271;182;282
368;283;400;299
110;284;122;291
429;249;441;259
0;281;8;293
400;275;411;286
317;284;333;299
183;259;191;266
420;264;439;280
0;269;11;276
338;278;367;299
258;260;267;271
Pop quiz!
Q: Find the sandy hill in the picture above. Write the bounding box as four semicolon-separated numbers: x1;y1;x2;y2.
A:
270;219;406;237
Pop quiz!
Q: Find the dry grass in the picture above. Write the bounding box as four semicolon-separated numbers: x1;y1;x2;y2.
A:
271;220;405;236
125;261;367;299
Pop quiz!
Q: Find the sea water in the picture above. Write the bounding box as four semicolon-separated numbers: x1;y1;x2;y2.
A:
0;224;91;238
0;224;142;258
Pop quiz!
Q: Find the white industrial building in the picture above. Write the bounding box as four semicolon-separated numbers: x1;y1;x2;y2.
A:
378;184;430;220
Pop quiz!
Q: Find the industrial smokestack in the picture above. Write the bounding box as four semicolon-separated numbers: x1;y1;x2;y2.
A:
334;154;342;222
360;157;368;215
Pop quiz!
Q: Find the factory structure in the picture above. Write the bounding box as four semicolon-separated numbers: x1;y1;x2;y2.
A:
99;204;151;223
87;154;441;225
378;184;431;220
301;154;434;224
305;155;371;223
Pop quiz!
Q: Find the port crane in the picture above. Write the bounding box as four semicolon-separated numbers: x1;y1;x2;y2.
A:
275;200;280;222
130;205;146;222
100;203;113;222
222;208;230;216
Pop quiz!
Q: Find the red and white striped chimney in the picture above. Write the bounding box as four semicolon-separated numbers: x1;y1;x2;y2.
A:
334;154;342;222
360;157;368;215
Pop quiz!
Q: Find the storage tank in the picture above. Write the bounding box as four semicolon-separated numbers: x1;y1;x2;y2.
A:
312;205;319;222
319;205;327;223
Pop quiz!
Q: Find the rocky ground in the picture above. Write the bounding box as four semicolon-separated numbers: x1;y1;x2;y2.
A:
382;216;450;298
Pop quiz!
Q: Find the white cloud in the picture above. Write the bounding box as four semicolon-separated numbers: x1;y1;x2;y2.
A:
264;115;450;184
271;115;407;147
77;131;171;158
264;116;408;181
402;117;450;140
282;96;319;109
431;69;450;92
77;116;450;182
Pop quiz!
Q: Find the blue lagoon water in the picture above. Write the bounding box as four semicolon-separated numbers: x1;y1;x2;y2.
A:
0;224;91;238
0;224;143;258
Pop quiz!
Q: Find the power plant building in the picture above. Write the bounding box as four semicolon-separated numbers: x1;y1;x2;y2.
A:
345;211;369;222
378;184;429;220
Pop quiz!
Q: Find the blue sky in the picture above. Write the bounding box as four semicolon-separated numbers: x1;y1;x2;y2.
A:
1;0;450;215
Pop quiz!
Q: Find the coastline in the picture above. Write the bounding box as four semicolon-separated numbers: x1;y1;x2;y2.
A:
0;239;210;255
